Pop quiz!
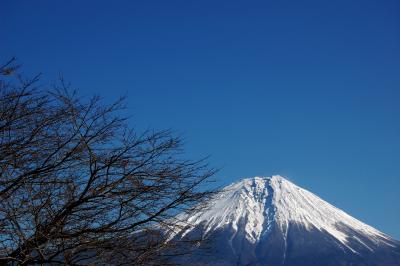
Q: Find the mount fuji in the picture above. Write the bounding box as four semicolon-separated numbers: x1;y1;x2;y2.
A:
170;175;400;266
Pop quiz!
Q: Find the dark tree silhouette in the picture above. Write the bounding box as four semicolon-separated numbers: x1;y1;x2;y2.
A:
0;59;216;265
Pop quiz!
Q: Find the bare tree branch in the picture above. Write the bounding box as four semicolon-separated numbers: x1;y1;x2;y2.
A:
0;59;217;265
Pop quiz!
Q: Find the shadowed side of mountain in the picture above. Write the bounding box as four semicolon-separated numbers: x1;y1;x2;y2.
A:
173;220;400;266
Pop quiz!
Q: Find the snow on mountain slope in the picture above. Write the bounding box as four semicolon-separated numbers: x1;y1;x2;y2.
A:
171;176;400;266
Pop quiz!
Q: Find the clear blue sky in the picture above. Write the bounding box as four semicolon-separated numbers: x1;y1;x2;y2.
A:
2;1;400;239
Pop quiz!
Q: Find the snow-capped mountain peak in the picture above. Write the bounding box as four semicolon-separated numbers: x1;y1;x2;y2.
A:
173;176;400;266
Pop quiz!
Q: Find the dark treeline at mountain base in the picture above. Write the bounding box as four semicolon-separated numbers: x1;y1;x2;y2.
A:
0;59;217;265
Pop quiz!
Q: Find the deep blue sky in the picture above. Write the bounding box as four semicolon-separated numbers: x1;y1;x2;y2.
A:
2;1;400;239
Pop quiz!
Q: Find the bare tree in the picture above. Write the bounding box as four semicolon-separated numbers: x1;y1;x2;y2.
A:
0;59;217;265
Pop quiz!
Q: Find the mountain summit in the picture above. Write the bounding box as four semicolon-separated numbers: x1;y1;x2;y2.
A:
172;176;400;266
